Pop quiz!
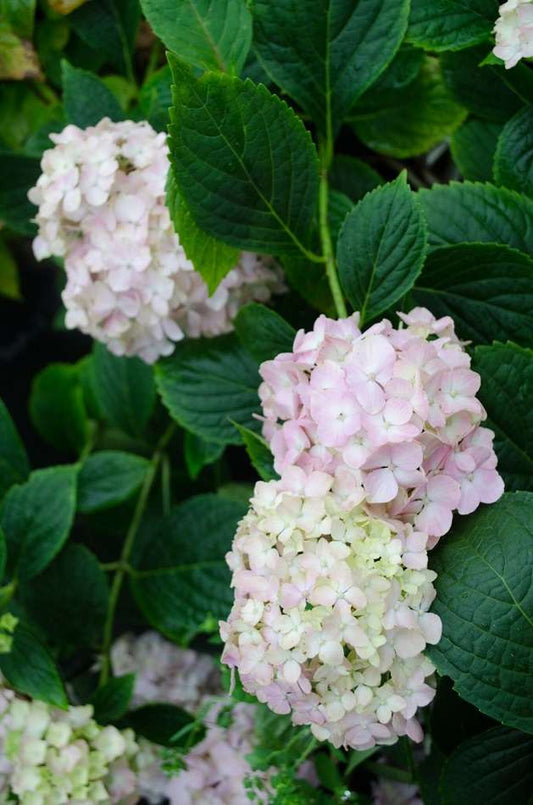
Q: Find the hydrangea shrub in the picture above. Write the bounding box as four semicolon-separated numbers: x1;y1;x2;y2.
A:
0;0;532;803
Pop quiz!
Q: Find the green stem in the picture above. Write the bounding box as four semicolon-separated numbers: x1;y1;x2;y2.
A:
145;39;163;80
161;453;171;515
98;423;175;687
79;421;97;464
319;142;347;319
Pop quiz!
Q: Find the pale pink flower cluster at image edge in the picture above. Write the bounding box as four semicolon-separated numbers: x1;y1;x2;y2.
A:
493;0;533;68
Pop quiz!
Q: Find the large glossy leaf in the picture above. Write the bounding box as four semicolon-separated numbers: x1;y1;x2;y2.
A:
451;118;502;182
441;727;533;805
413;243;533;346
77;451;150;513
407;0;499;51
418;182;533;254
234;303;295;364
0;623;67;707
168;56;319;256
131;494;247;640
473;343;533;492
1;465;78;580
337;175;427;324
428;492;533;733
253;0;409;136
155;334;261;445
92;343;155;437
0;398;29;501
19;544;109;646
352;58;466;158
141;0;251;74
494;105;533;197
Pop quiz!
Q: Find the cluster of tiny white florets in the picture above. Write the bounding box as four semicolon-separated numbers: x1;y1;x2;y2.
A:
220;466;441;751
0;687;138;803
493;0;533;68
28;118;284;363
111;631;220;711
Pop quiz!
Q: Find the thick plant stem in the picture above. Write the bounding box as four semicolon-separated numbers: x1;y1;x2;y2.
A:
319;144;347;319
98;423;175;687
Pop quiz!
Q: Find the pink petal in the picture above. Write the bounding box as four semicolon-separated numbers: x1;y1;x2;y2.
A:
364;468;398;504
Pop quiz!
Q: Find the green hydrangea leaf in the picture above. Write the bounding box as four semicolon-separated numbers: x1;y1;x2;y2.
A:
168;55;320;256
473;343;533;492
451;118;502;182
413;243;533;346
29;363;89;455
140;0;251;74
155;334;261;445
131;494;247;640
418;181;533;254
441;727;533;804
0;623;67;707
494;105;533;197
77;451;150;513
337;174;427;324
253;0;409;136
1;465;78;580
428;492;533;733
19;544;109;646
0;398;29;501
407;0;499;51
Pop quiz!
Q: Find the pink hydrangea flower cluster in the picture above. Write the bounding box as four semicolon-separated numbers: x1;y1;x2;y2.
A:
164;701;276;804
259;308;503;545
221;308;503;750
28;118;284;363
220;467;441;750
493;0;533;68
111;631;220;711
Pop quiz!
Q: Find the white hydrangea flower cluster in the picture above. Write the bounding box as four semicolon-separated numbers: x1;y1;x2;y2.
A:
111;631;220;711
220;466;441;751
493;0;533;68
28;118;284;363
0;686;138;803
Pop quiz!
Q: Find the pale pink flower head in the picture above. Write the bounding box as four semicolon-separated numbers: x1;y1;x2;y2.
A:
259;308;503;539
493;0;533;68
29;118;284;363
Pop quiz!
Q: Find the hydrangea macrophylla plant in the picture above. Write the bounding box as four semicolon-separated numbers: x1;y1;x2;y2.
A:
493;0;533;68
0;685;139;802
27;119;284;363
259;307;504;544
220;467;441;750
